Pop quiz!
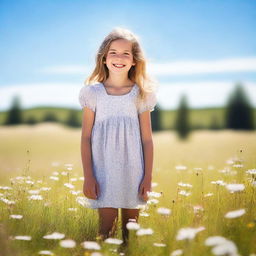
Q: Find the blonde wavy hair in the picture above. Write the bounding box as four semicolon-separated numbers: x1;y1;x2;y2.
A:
85;27;158;100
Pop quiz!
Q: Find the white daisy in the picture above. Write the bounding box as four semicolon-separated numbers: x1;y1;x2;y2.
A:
226;184;245;193
225;209;246;219
136;228;154;236
10;214;23;219
157;207;171;215
126;222;140;230
176;226;205;240
153;242;166;247
14;235;32;240
176;165;187;170
43;232;65;240
171;249;183;256
38;250;54;255
104;238;123;244
59;239;76;248
81;241;101;250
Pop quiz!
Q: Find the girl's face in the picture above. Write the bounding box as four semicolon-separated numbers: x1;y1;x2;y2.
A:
105;39;136;75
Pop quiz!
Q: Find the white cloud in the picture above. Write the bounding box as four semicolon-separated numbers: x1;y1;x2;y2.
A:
148;57;256;76
0;81;255;111
158;81;256;109
39;57;256;76
39;65;92;74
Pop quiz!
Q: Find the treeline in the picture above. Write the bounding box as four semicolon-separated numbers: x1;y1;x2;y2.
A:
1;82;255;139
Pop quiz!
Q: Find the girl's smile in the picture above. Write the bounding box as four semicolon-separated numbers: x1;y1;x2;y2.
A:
105;39;135;73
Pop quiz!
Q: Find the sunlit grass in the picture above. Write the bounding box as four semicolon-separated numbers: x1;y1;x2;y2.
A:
0;123;255;255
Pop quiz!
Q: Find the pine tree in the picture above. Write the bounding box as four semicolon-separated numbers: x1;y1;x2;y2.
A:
4;95;23;125
175;94;190;139
225;82;254;130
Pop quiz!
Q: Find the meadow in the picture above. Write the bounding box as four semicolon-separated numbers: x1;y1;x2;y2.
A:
0;123;255;256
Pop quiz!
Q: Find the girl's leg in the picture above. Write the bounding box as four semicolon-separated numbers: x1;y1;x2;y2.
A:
121;208;140;244
97;207;119;240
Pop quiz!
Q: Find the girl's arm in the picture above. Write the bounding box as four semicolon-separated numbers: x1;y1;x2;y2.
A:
81;107;96;178
138;110;154;180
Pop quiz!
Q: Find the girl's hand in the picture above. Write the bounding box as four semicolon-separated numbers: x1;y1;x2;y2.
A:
83;175;100;200
138;177;152;201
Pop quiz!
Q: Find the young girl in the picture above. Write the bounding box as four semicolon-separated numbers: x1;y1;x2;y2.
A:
78;27;158;244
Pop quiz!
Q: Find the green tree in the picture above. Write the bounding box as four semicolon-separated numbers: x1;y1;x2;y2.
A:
174;94;190;139
151;104;161;131
225;82;254;130
4;95;23;125
65;109;80;127
42;111;58;122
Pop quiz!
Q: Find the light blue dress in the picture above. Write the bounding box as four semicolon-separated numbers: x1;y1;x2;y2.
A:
78;82;157;209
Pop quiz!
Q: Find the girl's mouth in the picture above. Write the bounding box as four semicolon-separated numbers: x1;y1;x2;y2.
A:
113;64;126;68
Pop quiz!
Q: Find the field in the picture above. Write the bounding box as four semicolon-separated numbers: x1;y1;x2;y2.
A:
0;123;255;256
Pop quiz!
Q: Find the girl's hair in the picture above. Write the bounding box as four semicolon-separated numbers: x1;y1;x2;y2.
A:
85;27;158;100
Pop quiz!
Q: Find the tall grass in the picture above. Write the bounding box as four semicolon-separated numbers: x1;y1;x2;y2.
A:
0;124;255;255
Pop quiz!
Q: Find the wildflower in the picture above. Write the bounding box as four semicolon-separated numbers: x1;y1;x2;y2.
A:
140;212;149;217
90;253;103;256
59;239;76;248
52;171;59;176
25;180;34;185
205;236;238;256
225;184;245;193
178;190;191;196
193;205;204;214
43;232;65;240
232;164;243;168
49;176;59;181
225;209;246;219
13;235;32;240
38;250;54;255
68;208;77;212
171;249;183;256
104;238;123;244
64;183;75;189
0;198;15;205
28;195;43;200
136;228;154;236
147;191;162;198
157;207;171;215
76;196;90;208
28;189;40;194
153;242;166;247
247;222;255;228
0;186;12;190
126;222;140;230
176;226;205;240
152;182;158;187
81;241;101;250
70;190;81;195
246;169;256;175
211;180;226;186
10;215;23;219
40;187;51;191
204;193;214;197
147;198;159;204
175;165;187;170
205;236;229;246
178;182;192;188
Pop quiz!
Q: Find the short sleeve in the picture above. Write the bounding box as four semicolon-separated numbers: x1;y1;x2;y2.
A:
137;91;157;114
78;85;96;112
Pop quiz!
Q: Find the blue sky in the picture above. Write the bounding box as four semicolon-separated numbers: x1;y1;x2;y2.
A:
0;0;256;111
